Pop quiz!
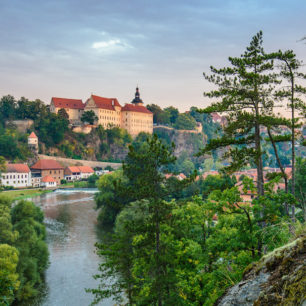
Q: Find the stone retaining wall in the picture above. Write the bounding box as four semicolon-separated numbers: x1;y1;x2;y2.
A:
38;154;121;169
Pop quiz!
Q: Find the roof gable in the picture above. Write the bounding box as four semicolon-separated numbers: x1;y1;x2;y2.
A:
122;103;152;114
31;159;64;170
90;95;121;111
29;132;38;138
42;175;56;183
6;164;30;173
52;97;85;110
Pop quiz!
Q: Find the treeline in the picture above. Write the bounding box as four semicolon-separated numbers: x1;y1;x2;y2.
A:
147;104;220;138
89;32;306;305
0;95;69;161
0;196;49;304
89;135;305;305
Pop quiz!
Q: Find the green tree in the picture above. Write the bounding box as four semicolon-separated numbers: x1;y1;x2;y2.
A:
95;170;131;226
290;158;306;221
276;50;306;220
0;95;16;121
0;244;19;305
174;113;196;130
11;200;49;301
146;104;170;125
0;156;6;173
58;108;69;120
198;31;280;197
81;110;98;125
164;106;179;124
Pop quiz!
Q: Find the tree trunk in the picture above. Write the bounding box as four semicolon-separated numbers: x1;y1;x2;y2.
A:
255;118;264;197
267;128;289;215
155;207;162;306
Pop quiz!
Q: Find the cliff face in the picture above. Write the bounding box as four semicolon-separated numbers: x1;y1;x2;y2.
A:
217;235;306;306
153;126;207;157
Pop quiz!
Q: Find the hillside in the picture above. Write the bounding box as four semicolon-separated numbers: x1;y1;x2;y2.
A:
217;234;306;306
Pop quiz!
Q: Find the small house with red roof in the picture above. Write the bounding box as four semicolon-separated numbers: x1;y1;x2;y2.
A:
1;164;32;188
64;166;81;181
31;159;64;186
64;166;94;181
41;175;57;188
50;97;85;123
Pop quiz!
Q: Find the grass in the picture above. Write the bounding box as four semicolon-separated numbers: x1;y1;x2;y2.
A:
1;188;53;201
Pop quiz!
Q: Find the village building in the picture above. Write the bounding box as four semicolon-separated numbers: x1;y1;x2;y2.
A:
50;97;85;124
78;166;94;179
50;88;153;136
64;166;94;181
64;166;81;181
41;175;57;188
31;159;64;185
0;164;31;188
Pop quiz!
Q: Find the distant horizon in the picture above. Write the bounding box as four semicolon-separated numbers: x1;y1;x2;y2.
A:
1;0;306;112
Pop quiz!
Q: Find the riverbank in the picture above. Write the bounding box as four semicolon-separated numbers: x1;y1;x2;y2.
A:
1;188;54;200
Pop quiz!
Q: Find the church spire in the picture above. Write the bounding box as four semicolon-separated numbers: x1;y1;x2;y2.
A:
131;86;144;105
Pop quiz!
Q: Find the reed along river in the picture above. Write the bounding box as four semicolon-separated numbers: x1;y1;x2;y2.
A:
23;189;113;306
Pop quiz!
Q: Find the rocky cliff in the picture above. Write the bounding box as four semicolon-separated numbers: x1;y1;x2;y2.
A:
216;235;306;306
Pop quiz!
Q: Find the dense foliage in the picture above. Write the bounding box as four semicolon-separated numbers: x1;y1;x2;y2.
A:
0;196;49;304
90;135;298;305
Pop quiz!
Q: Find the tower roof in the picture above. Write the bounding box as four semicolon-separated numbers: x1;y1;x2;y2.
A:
131;87;144;105
29;132;38;138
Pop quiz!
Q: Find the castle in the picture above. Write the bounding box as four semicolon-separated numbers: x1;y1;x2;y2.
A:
50;87;153;137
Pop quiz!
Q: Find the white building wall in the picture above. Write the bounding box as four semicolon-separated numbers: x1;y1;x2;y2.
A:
1;172;32;188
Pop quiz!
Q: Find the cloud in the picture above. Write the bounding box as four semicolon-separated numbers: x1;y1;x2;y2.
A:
92;39;132;52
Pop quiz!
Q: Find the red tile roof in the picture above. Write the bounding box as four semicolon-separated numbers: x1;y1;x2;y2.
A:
52;97;85;109
78;166;94;173
91;95;121;110
6;164;30;173
66;166;81;173
122;103;152;114
29;132;38;138
31;159;64;170
41;175;56;183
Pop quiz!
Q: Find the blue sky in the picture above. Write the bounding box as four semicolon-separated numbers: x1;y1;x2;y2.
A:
0;0;305;111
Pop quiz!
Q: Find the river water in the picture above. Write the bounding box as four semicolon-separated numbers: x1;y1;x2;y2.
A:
25;189;114;306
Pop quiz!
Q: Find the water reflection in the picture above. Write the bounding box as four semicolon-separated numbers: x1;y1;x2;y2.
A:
21;189;113;306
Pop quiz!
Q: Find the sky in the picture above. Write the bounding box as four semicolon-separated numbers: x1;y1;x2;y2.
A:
0;0;305;111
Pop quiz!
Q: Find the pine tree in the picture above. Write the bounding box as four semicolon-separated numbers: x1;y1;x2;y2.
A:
198;31;280;197
276;50;306;220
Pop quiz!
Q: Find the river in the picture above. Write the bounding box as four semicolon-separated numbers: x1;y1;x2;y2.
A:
24;189;114;306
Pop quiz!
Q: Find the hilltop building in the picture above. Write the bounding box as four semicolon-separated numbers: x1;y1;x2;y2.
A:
50;87;153;137
50;97;85;124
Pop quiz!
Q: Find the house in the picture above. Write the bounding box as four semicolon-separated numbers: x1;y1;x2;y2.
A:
64;166;81;181
31;159;64;185
64;166;94;181
50;97;85;124
41;175;57;188
78;166;94;179
0;164;31;188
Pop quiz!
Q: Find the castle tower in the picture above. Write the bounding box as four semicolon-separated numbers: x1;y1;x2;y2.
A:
131;86;144;106
28;132;38;153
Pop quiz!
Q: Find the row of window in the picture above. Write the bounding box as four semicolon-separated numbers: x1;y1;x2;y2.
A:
3;181;29;185
2;174;28;179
